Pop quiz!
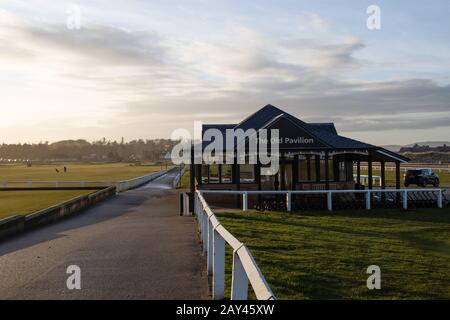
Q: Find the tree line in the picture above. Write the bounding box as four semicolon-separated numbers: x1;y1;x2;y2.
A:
0;139;178;162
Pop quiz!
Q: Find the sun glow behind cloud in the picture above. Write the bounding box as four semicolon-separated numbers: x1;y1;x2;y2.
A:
0;1;449;144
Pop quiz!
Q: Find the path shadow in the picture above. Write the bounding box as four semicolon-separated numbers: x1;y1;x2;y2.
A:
0;173;178;257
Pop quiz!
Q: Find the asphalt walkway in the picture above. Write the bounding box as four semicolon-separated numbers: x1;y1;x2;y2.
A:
0;171;209;299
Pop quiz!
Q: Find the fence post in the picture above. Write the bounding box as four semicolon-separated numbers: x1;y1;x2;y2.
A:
403;190;408;210
213;229;225;300
286;192;291;212
242;192;248;211
365;191;371;210
231;249;249;300
207;220;214;276
327;191;332;211
437;190;443;209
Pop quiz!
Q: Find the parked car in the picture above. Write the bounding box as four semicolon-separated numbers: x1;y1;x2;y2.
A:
404;169;440;187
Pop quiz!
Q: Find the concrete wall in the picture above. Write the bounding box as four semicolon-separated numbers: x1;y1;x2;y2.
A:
0;186;116;241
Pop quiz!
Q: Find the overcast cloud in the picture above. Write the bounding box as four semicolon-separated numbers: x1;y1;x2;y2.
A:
0;1;449;145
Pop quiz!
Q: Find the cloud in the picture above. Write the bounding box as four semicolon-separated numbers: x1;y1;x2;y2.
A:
0;7;448;144
331;112;450;132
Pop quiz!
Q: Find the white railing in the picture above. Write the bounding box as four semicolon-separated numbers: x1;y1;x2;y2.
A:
353;174;382;187
195;191;276;300
1;167;175;193
116;167;174;192
199;188;444;211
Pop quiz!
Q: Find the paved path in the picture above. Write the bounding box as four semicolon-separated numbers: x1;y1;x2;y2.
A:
0;171;209;299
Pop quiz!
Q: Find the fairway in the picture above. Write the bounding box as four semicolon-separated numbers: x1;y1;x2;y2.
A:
0;163;164;182
216;208;450;300
359;169;450;187
0;190;96;220
0;163;167;220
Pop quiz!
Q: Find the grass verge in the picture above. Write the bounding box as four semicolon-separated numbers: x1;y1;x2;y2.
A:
0;190;96;220
216;208;450;299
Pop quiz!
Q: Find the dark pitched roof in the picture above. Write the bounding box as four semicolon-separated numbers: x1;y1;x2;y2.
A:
234;104;290;132
201;104;407;161
308;123;337;135
305;123;375;149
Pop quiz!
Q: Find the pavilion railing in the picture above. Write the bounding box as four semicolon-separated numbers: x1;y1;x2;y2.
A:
195;191;276;300
198;188;444;211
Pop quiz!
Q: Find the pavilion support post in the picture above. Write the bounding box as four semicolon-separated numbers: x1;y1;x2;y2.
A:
196;164;202;186
255;163;261;190
218;164;222;184
333;158;339;182
395;161;401;189
307;155;311;181
292;155;298;210
356;161;361;185
315;155;320;183
368;153;373;190
235;162;241;209
293;155;298;190
395;161;401;207
256;162;262;205
189;143;195;212
381;161;386;203
325;151;330;190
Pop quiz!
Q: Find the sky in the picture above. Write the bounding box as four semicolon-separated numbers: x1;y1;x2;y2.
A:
0;0;449;145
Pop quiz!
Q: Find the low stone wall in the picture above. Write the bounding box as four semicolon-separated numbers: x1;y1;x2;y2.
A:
0;186;116;241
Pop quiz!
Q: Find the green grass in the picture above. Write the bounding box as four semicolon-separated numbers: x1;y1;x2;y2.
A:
0;190;96;220
0;162;166;220
358;169;450;187
216;208;450;300
179;168;190;189
0;163;163;185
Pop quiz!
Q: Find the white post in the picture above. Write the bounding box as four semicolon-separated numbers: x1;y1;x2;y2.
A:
207;221;214;275
242;192;248;211
366;191;371;210
231;250;249;300
403;190;408;210
286;192;291;212
437;190;443;209
327;191;332;211
213;229;225;300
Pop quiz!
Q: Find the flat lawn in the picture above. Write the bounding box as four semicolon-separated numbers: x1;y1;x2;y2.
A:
0;163;163;183
179;168;190;189
216;208;450;300
359;169;450;187
0;190;95;220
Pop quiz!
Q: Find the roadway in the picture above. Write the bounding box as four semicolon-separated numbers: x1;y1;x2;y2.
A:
0;170;209;299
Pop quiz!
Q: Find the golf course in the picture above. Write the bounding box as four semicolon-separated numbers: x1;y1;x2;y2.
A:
217;208;450;300
0;162;165;220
